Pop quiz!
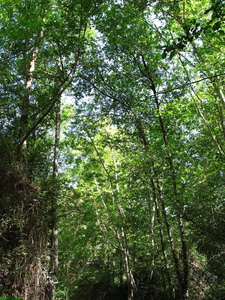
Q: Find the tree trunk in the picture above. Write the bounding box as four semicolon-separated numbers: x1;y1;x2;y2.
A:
140;56;189;299
45;97;60;300
92;141;137;300
150;176;174;298
134;116;174;298
19;29;44;150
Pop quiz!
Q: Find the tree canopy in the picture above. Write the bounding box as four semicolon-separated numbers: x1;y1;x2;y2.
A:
0;0;225;299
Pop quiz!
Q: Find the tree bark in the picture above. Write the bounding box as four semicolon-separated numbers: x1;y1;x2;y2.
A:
19;28;44;150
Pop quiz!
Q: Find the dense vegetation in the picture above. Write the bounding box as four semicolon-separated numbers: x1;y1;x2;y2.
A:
0;0;225;299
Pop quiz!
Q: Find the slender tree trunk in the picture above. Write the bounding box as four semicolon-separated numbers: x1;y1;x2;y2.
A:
150;176;174;298
140;55;189;299
149;200;155;283
19;29;44;150
53;98;61;180
113;152;138;300
46;97;60;300
92;140;137;300
134;117;174;297
157;181;184;298
52;97;60;295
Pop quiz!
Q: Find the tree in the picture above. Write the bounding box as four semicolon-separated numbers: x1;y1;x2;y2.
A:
0;0;100;298
1;0;225;299
57;1;225;298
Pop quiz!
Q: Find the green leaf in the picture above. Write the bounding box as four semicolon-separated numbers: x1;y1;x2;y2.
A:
155;53;162;61
169;50;176;60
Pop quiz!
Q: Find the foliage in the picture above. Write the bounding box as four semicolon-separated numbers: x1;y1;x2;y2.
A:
1;0;225;299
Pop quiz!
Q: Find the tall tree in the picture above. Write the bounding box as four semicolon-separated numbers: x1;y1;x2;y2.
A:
0;0;100;298
1;0;225;299
58;1;225;298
